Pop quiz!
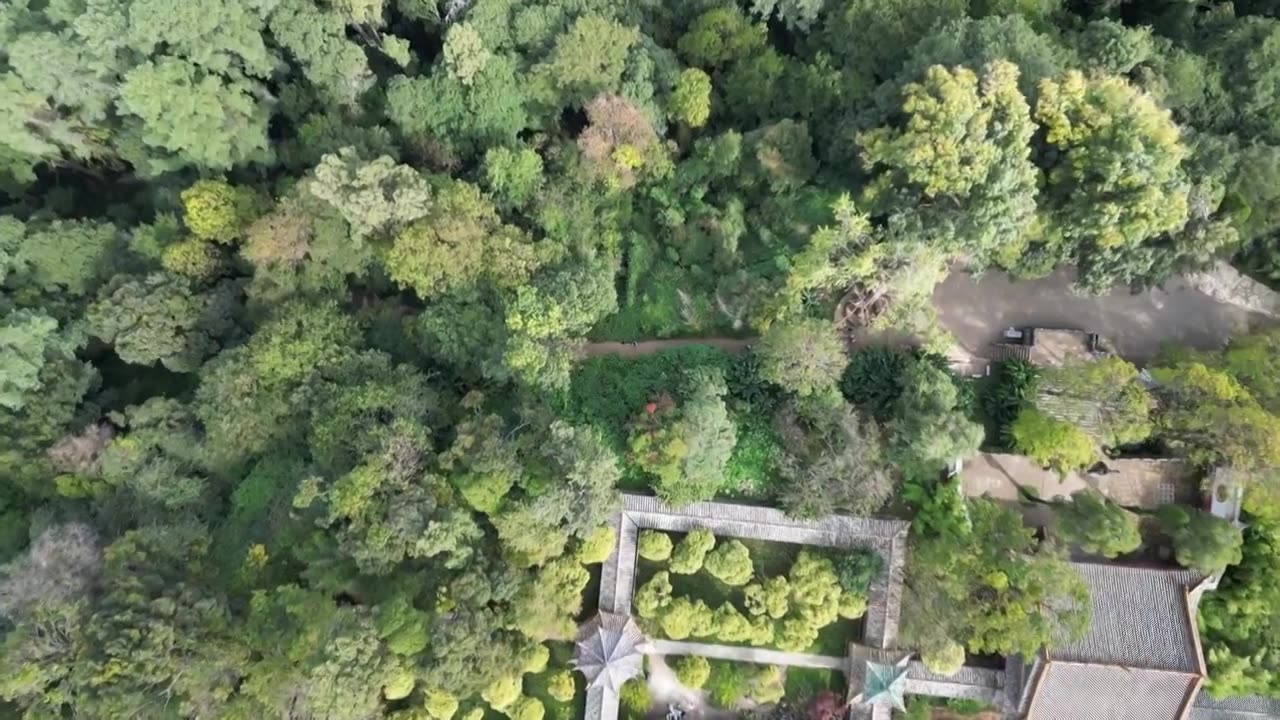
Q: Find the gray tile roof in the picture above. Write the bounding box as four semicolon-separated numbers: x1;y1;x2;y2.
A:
1050;562;1204;673
1028;662;1200;720
1193;690;1280;719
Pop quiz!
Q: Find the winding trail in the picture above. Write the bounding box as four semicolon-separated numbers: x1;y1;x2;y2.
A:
579;337;755;358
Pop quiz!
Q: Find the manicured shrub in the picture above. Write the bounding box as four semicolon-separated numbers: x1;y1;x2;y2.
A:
749;665;785;704
547;670;576;703
638;530;673;562
522;644;550;674
707;662;749;708
659;596;716;639
673;655;711;689
424;689;460;720
576;526;615;564
670;529;715;574
482;675;522;711
703;539;754;586
619;678;651;714
922;640;966;677
635;571;673;618
744;576;790;618
506;696;544;720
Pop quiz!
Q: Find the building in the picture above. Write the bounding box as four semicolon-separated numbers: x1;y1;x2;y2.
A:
1012;562;1214;719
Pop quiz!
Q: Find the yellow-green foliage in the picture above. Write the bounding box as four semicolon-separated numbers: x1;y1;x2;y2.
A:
424;689;460;720
635;571;674;619
669;529;715;574
703;539;753;586
576;526;615;565
744;576;790;618
638;530;673;562
161;237;222;281
181;179;256;243
673;655;711;689
482;675;522;711
1009;407;1097;474
505;696;544;720
383;667;415;700
547;671;576;703
522;644;550;674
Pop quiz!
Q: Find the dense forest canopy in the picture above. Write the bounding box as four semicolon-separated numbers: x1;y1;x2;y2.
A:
5;0;1280;717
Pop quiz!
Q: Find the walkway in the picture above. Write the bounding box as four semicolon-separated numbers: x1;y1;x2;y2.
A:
647;640;846;670
579;337;753;358
933;267;1271;363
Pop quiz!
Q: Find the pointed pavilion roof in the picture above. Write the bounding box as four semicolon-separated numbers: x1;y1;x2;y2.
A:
573;612;647;693
850;654;911;713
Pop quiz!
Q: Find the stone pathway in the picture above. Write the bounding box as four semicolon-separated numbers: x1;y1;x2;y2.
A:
648;640;846;670
933;266;1272;363
579;338;754;358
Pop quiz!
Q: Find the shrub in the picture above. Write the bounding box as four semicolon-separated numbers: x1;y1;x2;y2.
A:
638;530;673;562
749;665;785;704
707;662;750;708
482;675;522;711
522;644;550;674
181;179;257;242
576;526;615;564
659;596;716;639
673;655;711;688
712;602;756;642
619;678;651;714
744;576;790;618
635;571;674;618
704;539;754;585
506;696;545;720
424;689;460;720
1008;407;1096;474
547;671;576;703
384;668;416;700
833;548;883;596
921;640;966;677
670;529;715;574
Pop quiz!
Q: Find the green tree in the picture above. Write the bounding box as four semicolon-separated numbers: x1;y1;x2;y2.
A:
776;400;894;518
1052;490;1142;559
670;68;712;128
309;148;433;244
1157;505;1244;575
1150;361;1280;472
1008;407;1097;474
1033;71;1191;292
758;319;847;398
703;539;753;586
388;180;555;298
1036;356;1154;447
678;8;766;68
670;529;716;575
533;16;639;106
87;274;239;372
181;179;258;243
889;362;984;476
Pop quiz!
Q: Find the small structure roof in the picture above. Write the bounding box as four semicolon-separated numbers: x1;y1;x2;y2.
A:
1192;689;1280;719
858;661;908;711
573;612;647;694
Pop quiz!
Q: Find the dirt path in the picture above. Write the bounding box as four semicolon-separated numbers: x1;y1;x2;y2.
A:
580;337;755;358
933;267;1273;363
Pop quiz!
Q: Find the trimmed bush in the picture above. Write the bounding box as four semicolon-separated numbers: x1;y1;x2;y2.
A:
425;689;460;720
673;655;711;689
619;678;651;713
547;671;576;703
922;640;966;677
577;526;616;564
703;539;754;586
638;530;674;561
635;571;674;618
482;675;522;711
670;529;715;574
744;576;790;618
506;696;545;720
707;662;749;708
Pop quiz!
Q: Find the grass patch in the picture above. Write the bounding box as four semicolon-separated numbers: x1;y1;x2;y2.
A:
783;666;845;700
